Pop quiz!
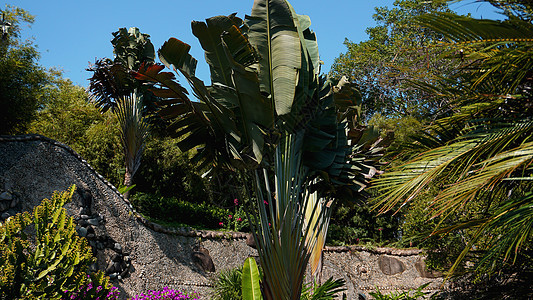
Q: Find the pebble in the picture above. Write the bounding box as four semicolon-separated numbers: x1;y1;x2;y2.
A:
77;227;88;237
0;192;12;201
87;218;99;226
1;212;10;219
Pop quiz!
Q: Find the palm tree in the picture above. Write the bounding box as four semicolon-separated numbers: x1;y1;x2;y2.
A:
373;0;533;277
134;0;382;298
87;27;155;197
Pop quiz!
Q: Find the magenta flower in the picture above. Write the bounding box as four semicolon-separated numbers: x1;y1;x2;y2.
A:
219;222;223;226
229;215;233;219
264;200;268;205
234;198;239;206
237;218;242;221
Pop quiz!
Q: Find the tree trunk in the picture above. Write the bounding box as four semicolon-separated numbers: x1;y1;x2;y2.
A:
123;169;133;200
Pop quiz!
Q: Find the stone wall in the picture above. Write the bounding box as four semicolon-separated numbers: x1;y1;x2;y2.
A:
0;135;445;299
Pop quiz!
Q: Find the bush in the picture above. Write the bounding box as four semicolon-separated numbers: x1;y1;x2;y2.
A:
0;185;116;299
211;267;243;300
130;192;229;229
134;137;208;202
328;202;399;246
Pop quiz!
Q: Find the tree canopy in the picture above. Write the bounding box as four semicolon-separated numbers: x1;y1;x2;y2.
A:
0;5;50;135
330;0;456;122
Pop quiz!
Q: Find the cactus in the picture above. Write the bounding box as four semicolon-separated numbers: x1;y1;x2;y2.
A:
0;185;116;299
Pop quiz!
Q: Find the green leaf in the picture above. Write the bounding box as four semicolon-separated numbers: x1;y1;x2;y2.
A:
242;257;262;300
246;0;302;116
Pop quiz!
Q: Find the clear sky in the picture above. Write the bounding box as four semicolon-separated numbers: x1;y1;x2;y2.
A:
10;0;501;88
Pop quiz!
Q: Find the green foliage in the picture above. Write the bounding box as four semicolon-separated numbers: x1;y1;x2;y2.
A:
28;77;125;186
129;192;229;229
0;5;51;134
133;0;381;298
211;267;243;300
328;202;399;246
330;0;455;121
134;136;208;200
369;283;429;300
373;0;533;279
212;262;346;300
0;185;115;299
87;27;156;114
300;277;347;300
241;257;261;300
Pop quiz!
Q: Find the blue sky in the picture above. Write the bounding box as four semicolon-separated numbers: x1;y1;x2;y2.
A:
10;0;501;87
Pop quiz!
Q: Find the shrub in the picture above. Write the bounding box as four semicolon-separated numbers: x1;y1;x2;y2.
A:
0;185;116;299
130;192;229;229
134;137;208;201
328;202;399;246
130;287;199;300
211;267;243;300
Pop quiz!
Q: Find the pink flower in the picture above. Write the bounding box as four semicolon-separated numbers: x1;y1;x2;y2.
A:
219;222;223;226
237;218;242;221
378;227;383;231
264;200;268;205
229;215;233;219
234;198;239;206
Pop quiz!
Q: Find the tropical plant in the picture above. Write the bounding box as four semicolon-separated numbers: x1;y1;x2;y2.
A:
0;185;115;299
214;259;346;300
87;27;156;197
241;257;261;300
211;266;244;300
373;0;533;278
134;0;381;298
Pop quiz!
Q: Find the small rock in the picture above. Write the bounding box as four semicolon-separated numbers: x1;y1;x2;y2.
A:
80;214;90;220
109;273;118;280
117;275;122;280
79;207;89;216
78;219;89;227
77;227;88;237
0;192;12;201
1;212;10;220
246;234;257;249
114;243;122;252
87;218;99;226
112;254;122;262
9;197;18;208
